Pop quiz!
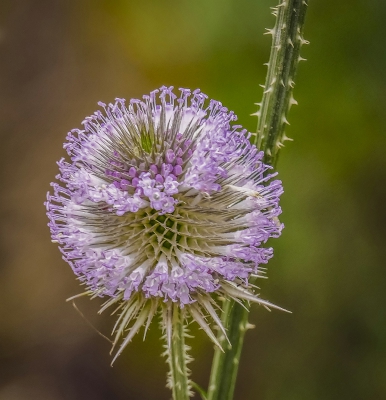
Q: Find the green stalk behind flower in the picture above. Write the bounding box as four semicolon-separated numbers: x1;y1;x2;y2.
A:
207;2;308;400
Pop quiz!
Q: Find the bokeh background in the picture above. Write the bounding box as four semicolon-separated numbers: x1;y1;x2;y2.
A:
1;0;385;399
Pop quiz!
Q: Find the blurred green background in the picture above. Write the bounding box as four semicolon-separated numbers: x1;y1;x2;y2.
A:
1;0;385;399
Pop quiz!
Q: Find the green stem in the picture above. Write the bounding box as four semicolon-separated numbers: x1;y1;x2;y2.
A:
207;1;308;399
207;300;249;400
256;0;309;164
168;304;191;400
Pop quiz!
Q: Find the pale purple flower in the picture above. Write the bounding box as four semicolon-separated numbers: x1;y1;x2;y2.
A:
45;86;284;360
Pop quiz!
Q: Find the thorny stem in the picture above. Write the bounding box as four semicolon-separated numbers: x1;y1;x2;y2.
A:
256;0;309;165
207;1;308;399
167;304;191;400
207;300;248;400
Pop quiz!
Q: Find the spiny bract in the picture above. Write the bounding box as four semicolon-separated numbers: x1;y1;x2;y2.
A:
45;86;284;361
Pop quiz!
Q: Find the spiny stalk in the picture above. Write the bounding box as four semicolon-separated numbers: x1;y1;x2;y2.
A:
207;1;308;400
254;0;309;165
207;299;251;400
163;304;193;400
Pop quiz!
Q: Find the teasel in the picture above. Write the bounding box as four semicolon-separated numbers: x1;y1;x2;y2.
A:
45;86;284;398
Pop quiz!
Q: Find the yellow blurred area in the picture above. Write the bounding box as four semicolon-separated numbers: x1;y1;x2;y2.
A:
1;0;386;399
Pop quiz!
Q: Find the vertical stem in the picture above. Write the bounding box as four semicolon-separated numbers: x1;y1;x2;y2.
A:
256;0;308;164
207;1;308;399
207;300;248;400
167;304;191;400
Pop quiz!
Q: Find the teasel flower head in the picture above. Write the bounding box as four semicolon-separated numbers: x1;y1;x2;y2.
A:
45;86;284;362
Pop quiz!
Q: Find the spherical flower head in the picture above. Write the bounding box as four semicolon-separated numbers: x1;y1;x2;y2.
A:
45;86;284;360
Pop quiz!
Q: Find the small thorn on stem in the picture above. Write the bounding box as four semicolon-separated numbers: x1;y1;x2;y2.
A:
289;96;298;106
282;134;293;142
282;116;290;125
264;28;275;36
